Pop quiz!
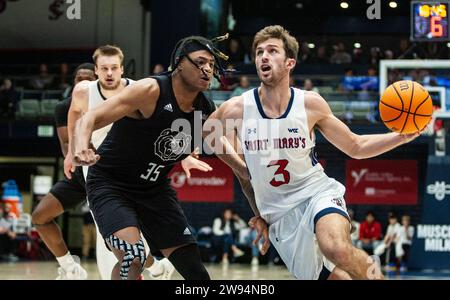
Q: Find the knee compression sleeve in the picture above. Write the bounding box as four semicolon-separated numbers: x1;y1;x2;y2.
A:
168;244;210;280
106;235;147;280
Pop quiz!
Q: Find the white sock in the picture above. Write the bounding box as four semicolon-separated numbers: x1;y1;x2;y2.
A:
56;252;76;270
147;259;164;276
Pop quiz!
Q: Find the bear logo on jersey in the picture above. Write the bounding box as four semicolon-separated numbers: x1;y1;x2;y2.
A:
154;128;192;161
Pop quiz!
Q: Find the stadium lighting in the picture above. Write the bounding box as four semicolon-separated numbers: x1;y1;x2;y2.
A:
389;1;398;9
340;2;349;9
308;43;315;49
354;42;361;48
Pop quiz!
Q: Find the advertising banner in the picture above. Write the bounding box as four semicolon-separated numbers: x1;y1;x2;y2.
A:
410;156;450;269
169;158;234;202
345;160;418;204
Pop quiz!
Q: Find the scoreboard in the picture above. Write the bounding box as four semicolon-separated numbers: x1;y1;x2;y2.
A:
411;1;450;41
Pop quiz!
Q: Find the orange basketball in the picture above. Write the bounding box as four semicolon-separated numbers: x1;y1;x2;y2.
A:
379;80;433;134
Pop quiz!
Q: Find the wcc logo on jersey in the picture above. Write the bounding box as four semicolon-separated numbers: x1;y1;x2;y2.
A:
154;128;191;161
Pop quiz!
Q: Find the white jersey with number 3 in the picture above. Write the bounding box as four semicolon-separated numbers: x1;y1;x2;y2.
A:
240;87;345;225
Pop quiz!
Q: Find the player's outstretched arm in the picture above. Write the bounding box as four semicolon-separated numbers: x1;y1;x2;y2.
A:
203;97;248;178
307;92;419;159
72;78;160;166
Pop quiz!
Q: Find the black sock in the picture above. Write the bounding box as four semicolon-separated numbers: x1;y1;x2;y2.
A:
168;244;210;280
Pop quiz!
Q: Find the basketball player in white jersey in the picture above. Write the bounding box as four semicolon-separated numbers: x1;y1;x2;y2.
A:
205;25;421;279
66;45;181;280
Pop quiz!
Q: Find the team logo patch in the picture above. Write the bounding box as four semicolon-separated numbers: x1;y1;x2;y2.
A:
154;129;191;161
164;103;173;112
331;197;344;208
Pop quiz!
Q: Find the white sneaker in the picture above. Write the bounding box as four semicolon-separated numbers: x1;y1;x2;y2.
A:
233;248;245;257
56;267;67;280
251;257;259;266
148;258;175;280
56;263;88;280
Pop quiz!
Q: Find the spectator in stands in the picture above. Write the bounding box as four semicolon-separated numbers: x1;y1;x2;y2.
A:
3;203;18;220
384;49;394;59
289;77;297;88
299;42;314;64
151;63;165;75
347;208;360;246
30;63;54;90
209;76;222;90
230;75;251;97
339;68;355;92
242;227;261;266
352;48;366;64
406;69;420;82
312;45;329;64
220;64;239;91
302;78;318;92
358;211;382;255
369;47;382;67
56;62;71;90
367;66;377;77
0;78;19;118
330;42;351;64
212;208;246;264
227;38;247;64
388;69;402;85
397;38;421;59
381;212;401;272
359;66;379;92
396;215;414;273
81;203;96;260
0;204;18;262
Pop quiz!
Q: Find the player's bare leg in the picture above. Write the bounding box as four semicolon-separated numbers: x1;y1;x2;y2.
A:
328;267;352;280
32;193;87;279
316;213;383;280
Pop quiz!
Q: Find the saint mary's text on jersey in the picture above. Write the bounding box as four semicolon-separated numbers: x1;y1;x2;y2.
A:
244;137;307;152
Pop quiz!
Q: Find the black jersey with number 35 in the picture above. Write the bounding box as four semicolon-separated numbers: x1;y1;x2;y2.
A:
87;75;215;190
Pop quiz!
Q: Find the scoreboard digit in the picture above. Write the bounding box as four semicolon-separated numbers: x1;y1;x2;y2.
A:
411;1;450;41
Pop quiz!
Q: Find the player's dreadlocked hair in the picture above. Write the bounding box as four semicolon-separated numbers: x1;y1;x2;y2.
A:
167;34;231;81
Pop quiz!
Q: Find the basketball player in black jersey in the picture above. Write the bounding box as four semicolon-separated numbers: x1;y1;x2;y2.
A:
31;63;96;280
71;35;229;280
66;45;189;280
